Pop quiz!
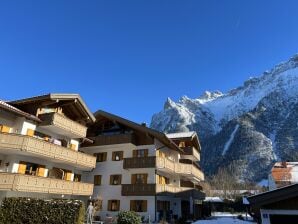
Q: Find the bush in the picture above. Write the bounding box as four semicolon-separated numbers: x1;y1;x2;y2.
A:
117;211;141;224
0;197;85;224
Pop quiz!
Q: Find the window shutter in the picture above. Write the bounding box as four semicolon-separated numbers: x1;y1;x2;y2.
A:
70;144;76;150
142;200;147;212
144;149;148;157
156;174;159;184
37;166;46;177
103;152;107;161
112;152;116;161
66;172;72;181
18;162;27;174
131;174;136;184
26;129;34;137
0;125;11;133
108;200;111;211
119;175;122;184
110;175;113;185
117;200;120;211
130;200;135;211
133;150;137;157
144;174;148;184
120;151;123;160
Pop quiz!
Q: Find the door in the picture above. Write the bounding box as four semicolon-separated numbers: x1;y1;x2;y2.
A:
181;200;190;219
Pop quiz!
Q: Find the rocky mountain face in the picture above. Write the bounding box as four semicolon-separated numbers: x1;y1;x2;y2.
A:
151;54;298;183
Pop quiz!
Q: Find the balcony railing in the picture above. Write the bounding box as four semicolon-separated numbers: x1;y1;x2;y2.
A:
181;146;200;161
122;184;156;196
123;156;156;169
123;156;204;181
0;173;93;196
90;133;136;146
38;112;87;138
0;133;96;170
157;157;204;181
122;184;204;198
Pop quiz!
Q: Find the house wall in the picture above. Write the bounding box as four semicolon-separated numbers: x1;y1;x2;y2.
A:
82;143;157;220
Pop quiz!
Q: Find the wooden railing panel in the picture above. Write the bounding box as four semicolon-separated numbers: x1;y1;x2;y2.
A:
0;173;93;196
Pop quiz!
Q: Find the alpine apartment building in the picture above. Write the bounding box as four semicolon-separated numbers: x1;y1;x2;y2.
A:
0;94;96;201
81;110;205;222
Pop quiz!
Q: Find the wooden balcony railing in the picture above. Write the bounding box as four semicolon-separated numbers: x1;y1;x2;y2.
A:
123;156;204;181
0;133;96;170
38;112;87;138
122;183;204;198
0;173;93;196
181;146;200;161
90;133;136;146
123;156;156;169
122;184;156;196
156;157;204;181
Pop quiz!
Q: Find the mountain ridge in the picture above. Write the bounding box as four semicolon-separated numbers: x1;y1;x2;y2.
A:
151;54;298;182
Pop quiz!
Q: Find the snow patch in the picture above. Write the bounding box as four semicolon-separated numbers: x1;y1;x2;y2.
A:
222;125;239;156
269;131;279;161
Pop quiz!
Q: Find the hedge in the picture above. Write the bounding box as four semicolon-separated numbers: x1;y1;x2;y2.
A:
117;211;141;224
0;197;85;224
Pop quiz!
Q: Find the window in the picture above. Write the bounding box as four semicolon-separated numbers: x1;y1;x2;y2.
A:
63;170;72;181
26;128;35;137
131;174;148;184
157;150;165;158
110;175;122;185
18;161;45;177
94;152;107;162
74;174;81;182
130;200;147;212
108;200;120;211
112;151;123;161
157;175;169;185
133;149;148;158
94;175;102;186
0;124;11;133
178;141;186;148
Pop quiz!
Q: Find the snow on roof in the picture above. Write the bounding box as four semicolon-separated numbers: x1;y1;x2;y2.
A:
166;131;196;139
204;197;224;203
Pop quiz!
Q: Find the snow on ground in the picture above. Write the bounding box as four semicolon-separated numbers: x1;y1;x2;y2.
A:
193;213;256;224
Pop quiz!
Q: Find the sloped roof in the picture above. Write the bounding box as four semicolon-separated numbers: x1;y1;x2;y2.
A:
248;183;298;206
271;162;298;183
10;93;95;123
166;131;201;150
0;100;40;122
166;131;197;139
93;110;182;152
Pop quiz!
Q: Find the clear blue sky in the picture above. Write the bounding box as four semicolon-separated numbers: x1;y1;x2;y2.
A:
1;1;298;123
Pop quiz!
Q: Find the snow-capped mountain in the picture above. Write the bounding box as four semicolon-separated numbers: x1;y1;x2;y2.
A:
151;54;298;182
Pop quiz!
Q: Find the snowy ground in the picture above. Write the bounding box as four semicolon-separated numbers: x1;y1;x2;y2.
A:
192;213;256;224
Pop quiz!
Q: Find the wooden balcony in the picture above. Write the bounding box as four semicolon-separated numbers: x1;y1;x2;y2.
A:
122;184;204;198
0;133;96;170
38;112;87;138
90;133;136;146
181;146;200;161
0;173;93;196
121;184;156;196
156;157;204;181
123;156;156;169
123;156;204;181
